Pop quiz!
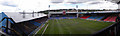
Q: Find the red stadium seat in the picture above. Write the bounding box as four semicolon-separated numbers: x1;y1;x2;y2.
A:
80;16;90;19
104;16;117;22
104;16;111;21
108;16;114;22
112;16;117;22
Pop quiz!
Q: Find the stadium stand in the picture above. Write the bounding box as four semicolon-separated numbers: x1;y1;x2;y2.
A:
87;16;95;20
30;21;41;26
34;18;48;24
80;16;90;19
109;16;117;22
14;24;33;34
104;16;111;21
80;15;105;21
10;17;48;35
24;22;38;29
50;16;77;19
68;17;77;19
104;16;117;22
50;13;77;19
96;16;105;21
92;16;98;19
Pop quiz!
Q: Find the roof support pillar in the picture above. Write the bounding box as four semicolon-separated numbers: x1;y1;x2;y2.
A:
48;13;51;18
77;9;79;18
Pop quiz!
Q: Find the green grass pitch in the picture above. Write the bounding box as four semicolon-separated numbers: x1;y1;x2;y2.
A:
36;19;114;35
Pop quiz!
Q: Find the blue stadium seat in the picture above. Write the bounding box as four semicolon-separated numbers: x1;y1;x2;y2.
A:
30;21;41;26
69;17;74;19
87;16;94;19
96;16;104;21
62;17;67;19
55;17;59;19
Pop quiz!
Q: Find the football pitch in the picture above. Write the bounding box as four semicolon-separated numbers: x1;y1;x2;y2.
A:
36;19;114;36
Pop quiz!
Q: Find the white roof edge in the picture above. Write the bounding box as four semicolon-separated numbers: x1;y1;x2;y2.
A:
3;12;47;23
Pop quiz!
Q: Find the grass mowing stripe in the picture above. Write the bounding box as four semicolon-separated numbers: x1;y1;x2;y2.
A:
57;19;71;34
55;19;64;34
60;19;73;34
48;20;55;34
41;24;49;36
36;18;114;35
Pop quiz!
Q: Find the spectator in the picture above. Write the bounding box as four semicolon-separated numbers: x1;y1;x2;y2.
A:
116;14;120;36
116;14;120;22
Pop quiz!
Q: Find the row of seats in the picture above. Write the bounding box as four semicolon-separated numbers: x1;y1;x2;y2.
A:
24;22;38;29
11;17;48;35
50;17;77;19
80;16;104;21
96;16;105;21
14;24;34;34
34;18;48;24
87;16;96;20
87;16;105;21
30;21;41;26
80;16;90;19
104;16;117;22
80;15;117;22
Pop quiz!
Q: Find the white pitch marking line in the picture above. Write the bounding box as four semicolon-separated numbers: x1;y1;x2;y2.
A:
41;24;49;36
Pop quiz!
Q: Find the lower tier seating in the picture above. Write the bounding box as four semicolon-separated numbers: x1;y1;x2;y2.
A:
104;16;117;22
11;17;48;35
80;16;90;19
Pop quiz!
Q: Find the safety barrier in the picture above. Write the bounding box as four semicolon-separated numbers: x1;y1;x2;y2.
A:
93;21;119;36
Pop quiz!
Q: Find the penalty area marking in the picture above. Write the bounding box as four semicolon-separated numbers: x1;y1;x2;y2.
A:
41;24;49;36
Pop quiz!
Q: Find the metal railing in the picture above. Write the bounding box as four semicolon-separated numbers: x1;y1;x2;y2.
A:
0;17;26;36
93;21;120;36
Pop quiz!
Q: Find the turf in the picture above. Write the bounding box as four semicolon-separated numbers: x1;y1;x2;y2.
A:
36;18;114;35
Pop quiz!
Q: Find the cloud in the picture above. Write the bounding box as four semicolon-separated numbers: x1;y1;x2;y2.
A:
50;1;118;9
1;2;17;7
0;0;20;12
0;0;52;12
50;0;64;3
0;0;19;7
0;0;118;13
50;0;105;4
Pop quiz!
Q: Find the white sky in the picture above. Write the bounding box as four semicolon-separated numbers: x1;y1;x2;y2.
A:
0;0;118;12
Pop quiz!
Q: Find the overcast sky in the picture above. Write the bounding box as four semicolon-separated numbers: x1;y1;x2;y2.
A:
0;0;118;12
